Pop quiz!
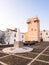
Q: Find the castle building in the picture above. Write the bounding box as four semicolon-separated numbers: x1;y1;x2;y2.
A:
24;17;40;42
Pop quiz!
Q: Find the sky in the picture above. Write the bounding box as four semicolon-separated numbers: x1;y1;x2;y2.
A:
0;0;49;32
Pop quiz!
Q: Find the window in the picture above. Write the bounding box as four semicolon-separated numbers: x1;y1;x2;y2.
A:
27;21;31;24
14;39;16;42
40;33;42;35
46;33;48;35
31;28;33;31
22;35;24;38
34;20;37;22
34;20;39;22
14;34;16;37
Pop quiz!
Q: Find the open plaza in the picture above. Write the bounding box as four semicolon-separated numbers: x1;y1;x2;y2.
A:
0;42;49;65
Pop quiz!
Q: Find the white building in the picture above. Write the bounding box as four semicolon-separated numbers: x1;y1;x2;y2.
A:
0;30;5;44
5;28;24;44
40;30;49;42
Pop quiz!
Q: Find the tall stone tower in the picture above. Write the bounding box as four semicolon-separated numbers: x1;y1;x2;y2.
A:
26;17;40;42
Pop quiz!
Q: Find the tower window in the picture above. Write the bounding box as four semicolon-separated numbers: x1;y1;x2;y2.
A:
34;20;39;22
34;20;37;22
27;21;31;24
31;28;33;31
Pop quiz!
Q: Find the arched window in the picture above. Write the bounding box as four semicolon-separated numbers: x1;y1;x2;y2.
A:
14;34;16;37
46;33;48;35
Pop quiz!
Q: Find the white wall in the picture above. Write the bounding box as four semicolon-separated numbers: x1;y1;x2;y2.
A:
40;30;49;42
5;28;24;44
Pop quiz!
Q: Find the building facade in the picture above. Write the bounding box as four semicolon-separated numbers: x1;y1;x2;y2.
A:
40;30;49;42
24;17;40;42
0;30;5;44
5;28;24;44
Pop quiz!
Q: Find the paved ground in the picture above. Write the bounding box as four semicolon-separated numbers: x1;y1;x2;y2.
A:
0;42;49;65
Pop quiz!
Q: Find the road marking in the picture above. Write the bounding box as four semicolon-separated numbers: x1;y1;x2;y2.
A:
36;59;49;64
27;46;49;65
41;53;49;56
0;55;10;59
13;54;33;60
31;52;49;56
0;61;7;65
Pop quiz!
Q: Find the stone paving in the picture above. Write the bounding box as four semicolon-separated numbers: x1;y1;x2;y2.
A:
0;42;49;65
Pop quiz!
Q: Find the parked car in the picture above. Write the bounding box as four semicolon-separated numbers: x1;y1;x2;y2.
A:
29;41;36;45
23;41;29;46
23;41;36;46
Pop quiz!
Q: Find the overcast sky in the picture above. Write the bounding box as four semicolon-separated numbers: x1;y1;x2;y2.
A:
0;0;49;32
